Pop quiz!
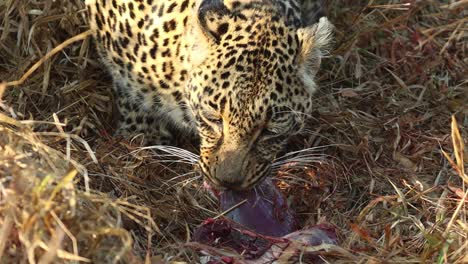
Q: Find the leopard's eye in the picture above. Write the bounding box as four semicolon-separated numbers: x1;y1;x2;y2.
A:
207;116;223;126
201;110;223;126
262;126;280;137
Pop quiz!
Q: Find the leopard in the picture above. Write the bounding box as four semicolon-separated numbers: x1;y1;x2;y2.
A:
85;0;333;191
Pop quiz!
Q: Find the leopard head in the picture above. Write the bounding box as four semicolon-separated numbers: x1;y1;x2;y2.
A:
186;0;333;190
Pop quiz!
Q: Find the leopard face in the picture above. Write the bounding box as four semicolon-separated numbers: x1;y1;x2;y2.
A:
186;3;333;190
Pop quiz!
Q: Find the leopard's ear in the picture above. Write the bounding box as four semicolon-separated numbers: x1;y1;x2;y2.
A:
297;17;334;94
197;0;231;44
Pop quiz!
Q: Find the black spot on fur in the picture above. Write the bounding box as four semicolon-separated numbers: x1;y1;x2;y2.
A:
224;57;235;68
159;80;170;89
163;19;177;32
217;23;229;36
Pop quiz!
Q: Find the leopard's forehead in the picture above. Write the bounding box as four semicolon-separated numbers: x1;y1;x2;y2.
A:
196;20;301;93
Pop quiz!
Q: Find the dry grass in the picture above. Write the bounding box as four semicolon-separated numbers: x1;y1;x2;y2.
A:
0;0;466;263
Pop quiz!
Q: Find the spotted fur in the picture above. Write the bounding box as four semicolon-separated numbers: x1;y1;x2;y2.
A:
86;0;333;190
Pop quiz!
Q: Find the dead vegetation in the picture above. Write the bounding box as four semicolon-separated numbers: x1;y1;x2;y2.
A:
0;0;466;263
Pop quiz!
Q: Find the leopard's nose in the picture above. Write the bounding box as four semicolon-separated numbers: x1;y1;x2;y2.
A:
210;154;246;190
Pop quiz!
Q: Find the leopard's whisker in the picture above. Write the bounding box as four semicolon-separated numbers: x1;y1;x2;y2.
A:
272;162;325;170
271;146;335;170
273;145;331;161
137;145;199;164
272;155;326;167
